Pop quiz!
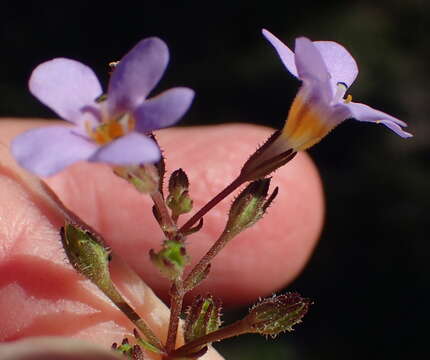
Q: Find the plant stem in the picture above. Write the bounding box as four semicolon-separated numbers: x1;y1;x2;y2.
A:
104;282;165;352
169;319;250;358
165;281;185;353
151;190;176;236
183;229;234;291
179;176;244;234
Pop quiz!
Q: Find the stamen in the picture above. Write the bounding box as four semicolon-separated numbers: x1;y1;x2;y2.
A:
85;114;133;145
344;94;353;104
334;83;348;103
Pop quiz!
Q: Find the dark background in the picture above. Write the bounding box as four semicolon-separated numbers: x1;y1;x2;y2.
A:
2;1;428;359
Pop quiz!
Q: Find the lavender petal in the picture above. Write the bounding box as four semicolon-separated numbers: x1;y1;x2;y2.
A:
134;87;195;132
343;102;412;138
108;37;169;115
11;126;98;176
314;41;359;92
262;29;298;77
294;37;330;83
294;37;333;101
89;132;160;164
29;58;102;123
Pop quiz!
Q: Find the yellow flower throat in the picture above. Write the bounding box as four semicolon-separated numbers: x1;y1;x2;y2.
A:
86;114;135;145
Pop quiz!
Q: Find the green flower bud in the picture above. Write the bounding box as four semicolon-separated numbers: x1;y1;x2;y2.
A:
60;223;112;290
246;292;311;336
149;240;189;280
226;178;278;236
166;168;193;218
184;295;222;344
62;223;165;353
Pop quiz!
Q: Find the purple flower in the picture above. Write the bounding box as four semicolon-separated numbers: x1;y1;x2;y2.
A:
12;37;195;176
262;29;412;151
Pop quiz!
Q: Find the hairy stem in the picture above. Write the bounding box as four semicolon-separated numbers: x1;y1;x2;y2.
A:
179;176;244;234
165;281;185;353
169;319;250;358
183;229;234;291
104;282;165;352
151;190;176;235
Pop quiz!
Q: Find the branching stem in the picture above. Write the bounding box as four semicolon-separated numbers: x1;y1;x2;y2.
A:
169;319;250;358
179;176;244;234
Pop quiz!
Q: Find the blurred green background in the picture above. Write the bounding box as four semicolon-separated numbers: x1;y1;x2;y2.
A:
2;1;428;359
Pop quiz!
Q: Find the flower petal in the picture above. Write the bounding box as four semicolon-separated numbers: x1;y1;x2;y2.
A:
133;87;195;132
11;126;98;176
343;102;412;138
313;41;359;91
294;37;330;83
262;29;298;77
108;37;169;114
294;37;333;101
89;132;160;164
29;58;102;123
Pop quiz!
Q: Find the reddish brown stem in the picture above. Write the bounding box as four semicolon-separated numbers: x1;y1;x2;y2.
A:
183;229;234;291
179;176;244;234
151;190;176;236
169;319;250;358
165;281;185;353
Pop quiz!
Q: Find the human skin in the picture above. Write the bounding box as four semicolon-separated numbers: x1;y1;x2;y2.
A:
0;119;324;359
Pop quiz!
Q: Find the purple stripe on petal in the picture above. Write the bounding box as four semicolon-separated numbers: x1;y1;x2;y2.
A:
134;87;195;132
262;29;298;77
89;132;160;165
108;37;169;115
11;126;98;176
29;58;102;123
313;41;359;91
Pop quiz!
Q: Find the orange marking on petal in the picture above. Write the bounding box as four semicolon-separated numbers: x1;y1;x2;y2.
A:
281;94;333;151
107;122;124;140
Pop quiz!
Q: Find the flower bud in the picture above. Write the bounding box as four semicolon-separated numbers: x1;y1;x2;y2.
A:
246;292;311;336
114;164;159;194
60;223;112;289
149;239;189;280
226;178;278;236
184;295;222;344
166;168;193;218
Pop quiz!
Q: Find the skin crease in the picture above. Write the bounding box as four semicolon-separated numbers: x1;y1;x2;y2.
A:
0;119;324;359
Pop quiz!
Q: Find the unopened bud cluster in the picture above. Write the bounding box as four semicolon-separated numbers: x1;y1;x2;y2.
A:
167;168;193;219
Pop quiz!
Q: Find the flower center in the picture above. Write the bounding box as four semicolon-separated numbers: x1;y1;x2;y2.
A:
334;82;353;104
86;113;135;145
